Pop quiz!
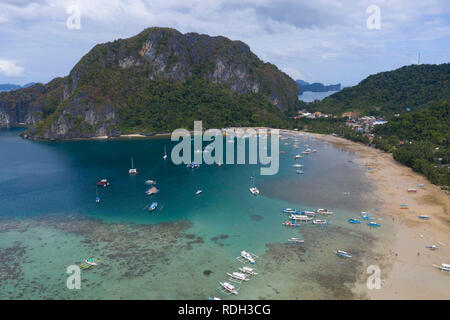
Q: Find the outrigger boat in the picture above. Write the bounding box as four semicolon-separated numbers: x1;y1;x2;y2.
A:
288;238;304;244
145;186;160;196
239;266;258;276
359;212;373;220
334;250;352;258
97;179;110;187
219;282;239;295
186;162;200;169
129;157;138;175
237;251;258;265
301;210;316;217
85;258;98;266
347;218;361;224
426;245;438;251
282;221;301;227
312;219;327;225
418;215;431;220
227;272;250;282
80;258;100;269
144;202;158;212
289;214;312;222
281;208;298;214
432;263;450;273
316;208;333;215
367;222;381;228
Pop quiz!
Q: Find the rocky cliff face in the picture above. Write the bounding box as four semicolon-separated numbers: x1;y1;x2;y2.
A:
0;78;65;127
1;27;298;140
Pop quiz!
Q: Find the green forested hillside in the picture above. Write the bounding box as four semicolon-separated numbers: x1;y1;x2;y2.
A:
372;100;449;186
310;64;450;117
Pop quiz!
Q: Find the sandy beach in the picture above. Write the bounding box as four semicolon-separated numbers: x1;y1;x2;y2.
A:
309;132;450;300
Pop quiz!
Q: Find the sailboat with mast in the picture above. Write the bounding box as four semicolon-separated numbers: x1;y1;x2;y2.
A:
95;187;100;204
129;157;138;175
249;176;260;195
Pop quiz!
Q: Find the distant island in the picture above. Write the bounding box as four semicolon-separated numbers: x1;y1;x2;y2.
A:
0;83;36;92
296;80;341;94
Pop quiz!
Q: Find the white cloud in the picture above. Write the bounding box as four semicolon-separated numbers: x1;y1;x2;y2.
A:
0;0;448;85
0;60;24;76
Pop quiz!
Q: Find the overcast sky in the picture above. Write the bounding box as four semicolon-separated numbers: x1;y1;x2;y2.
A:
0;0;449;87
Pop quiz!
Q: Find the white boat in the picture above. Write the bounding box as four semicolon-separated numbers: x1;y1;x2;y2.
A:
145;179;156;185
163;145;168;159
334;250;352;258
288;238;304;244
219;282;239;295
129;157;138;175
239;266;258;276
240;251;256;264
316;208;333;215
195;190;202;195
85;258;98;266
208;297;222;300
249;187;260;195
296;170;304;174
433;263;450;272
227;272;249;282
301;210;317;217
292;164;304;168
302;148;312;154
312;219;327;225
294;155;302;159
281;208;298;214
289;214;312;221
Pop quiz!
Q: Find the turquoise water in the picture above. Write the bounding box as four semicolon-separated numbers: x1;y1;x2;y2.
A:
0;127;384;299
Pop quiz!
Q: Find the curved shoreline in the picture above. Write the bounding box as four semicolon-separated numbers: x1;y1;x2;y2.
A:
307;132;450;299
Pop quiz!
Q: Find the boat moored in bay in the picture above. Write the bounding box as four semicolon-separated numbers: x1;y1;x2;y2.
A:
334;250;352;258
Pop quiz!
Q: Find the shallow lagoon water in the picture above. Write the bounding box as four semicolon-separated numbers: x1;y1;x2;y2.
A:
0;128;387;299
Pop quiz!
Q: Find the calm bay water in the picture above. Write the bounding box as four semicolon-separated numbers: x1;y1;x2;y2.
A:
298;91;338;102
0;127;385;299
